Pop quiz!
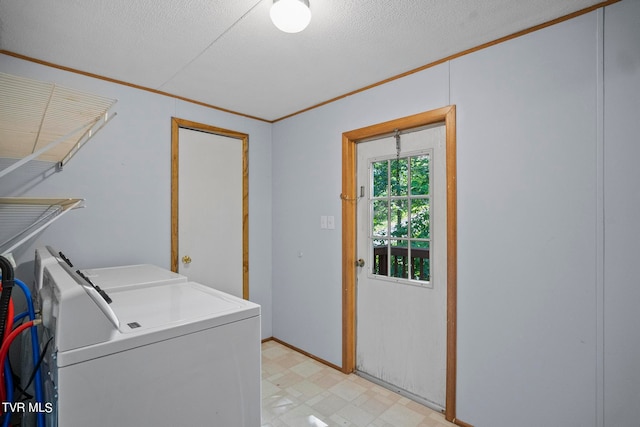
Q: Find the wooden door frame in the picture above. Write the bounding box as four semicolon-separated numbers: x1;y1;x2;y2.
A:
341;105;457;422
171;117;250;299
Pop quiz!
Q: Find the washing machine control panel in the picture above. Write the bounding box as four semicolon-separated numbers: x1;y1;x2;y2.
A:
36;248;120;352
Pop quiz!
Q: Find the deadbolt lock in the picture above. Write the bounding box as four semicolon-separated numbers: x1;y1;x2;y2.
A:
182;255;192;264
356;258;365;267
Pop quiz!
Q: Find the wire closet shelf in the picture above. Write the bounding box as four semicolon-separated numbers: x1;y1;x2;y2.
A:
0;72;117;255
0;198;84;255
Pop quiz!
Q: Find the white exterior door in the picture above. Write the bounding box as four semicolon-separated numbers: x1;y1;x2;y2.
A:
356;124;447;410
178;127;243;298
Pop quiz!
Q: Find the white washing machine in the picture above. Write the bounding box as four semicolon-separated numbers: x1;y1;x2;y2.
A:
34;247;261;427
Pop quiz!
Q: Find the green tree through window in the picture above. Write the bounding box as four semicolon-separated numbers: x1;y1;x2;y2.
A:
371;153;431;282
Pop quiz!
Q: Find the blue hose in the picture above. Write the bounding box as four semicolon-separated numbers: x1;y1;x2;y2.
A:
3;360;13;427
14;279;44;427
13;311;29;325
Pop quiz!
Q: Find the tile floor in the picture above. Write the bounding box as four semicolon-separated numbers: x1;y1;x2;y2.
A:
261;340;457;427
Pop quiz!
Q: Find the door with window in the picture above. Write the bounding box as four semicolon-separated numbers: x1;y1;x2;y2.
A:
356;124;447;410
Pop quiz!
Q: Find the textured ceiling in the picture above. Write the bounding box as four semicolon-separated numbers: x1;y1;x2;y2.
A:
0;0;604;121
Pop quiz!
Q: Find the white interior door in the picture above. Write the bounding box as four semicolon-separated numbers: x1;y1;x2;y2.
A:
178;128;243;298
356;124;447;410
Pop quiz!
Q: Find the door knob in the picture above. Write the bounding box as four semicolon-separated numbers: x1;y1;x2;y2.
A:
182;255;192;264
356;258;365;267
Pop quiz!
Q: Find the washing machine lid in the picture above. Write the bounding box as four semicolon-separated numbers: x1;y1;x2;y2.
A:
110;280;254;333
56;281;260;366
81;264;187;290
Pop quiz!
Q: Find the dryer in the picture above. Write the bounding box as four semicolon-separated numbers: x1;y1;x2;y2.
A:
35;246;261;427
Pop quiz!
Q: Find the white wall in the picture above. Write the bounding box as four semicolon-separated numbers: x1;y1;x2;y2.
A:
272;2;639;426
0;53;273;338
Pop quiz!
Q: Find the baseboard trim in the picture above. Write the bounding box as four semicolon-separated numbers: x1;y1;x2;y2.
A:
263;336;343;372
453;418;474;427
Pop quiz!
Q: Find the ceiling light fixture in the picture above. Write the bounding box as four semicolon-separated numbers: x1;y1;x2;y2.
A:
270;0;311;33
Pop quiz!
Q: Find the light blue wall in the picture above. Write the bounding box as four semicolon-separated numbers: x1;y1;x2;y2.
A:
603;1;640;426
451;11;599;426
0;53;273;338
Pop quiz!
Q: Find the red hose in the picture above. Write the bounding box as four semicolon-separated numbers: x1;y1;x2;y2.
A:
0;319;38;415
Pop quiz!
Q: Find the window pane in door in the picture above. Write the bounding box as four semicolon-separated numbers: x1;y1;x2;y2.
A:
390;158;408;196
411;240;430;282
390;239;409;279
390;200;408;238
372;161;388;197
410;198;430;239
372;240;388;276
410;155;430;195
372;200;388;236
